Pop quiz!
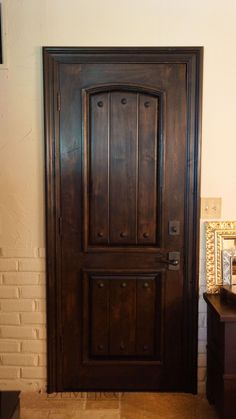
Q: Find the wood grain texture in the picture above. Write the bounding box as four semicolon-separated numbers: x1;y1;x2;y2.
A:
89;93;109;245
43;47;203;393
205;293;236;418
91;276;109;356
85;87;161;248
138;94;158;245
109;92;137;244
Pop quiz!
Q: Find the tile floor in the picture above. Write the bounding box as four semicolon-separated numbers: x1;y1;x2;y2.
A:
20;391;218;418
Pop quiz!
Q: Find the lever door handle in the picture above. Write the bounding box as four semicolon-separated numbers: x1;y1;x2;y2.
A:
159;258;179;266
156;251;180;270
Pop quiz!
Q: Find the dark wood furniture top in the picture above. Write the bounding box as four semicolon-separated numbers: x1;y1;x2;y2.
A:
220;285;236;308
204;292;236;321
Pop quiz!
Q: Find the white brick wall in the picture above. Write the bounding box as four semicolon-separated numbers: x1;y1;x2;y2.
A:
0;238;208;393
0;248;47;392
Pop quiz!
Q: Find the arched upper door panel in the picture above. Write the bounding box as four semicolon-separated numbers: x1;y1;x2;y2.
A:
82;85;165;249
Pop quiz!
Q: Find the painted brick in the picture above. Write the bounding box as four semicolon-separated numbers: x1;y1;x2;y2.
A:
21;367;46;379
198;298;207;313
198;327;207;341
39;273;46;285
18;259;45;272
3;272;40;285
198;313;207;328
35;299;46;312
0;248;38;258
20;286;46;299
198;341;207;354
199;268;206;285
198;353;207;367
21;340;46;353
0;286;19;298
38;354;47;367
0;326;37;339
38;248;46;258
36;327;46;339
2;354;38;366
0;367;20;379
198;367;206;381
0;299;35;312
197;381;206;394
199;276;206;288
0;379;43;391
0;313;20;325
199;285;206;296
21;312;46;325
0;259;18;272
0;341;20;353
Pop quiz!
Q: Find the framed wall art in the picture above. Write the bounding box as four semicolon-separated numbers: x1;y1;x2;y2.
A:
206;221;236;293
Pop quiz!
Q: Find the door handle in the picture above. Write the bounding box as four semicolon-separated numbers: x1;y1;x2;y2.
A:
157;251;180;271
159;258;179;266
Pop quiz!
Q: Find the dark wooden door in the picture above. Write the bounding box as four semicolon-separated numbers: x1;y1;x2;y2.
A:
43;47;202;393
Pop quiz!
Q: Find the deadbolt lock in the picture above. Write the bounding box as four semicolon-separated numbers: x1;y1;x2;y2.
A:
169;220;180;236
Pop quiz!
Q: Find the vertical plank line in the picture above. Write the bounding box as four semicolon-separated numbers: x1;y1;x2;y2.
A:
136;93;139;245
135;277;138;354
108;279;111;355
155;99;158;241
108;92;111;244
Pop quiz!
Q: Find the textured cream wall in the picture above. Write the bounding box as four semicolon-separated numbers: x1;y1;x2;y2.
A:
0;0;236;392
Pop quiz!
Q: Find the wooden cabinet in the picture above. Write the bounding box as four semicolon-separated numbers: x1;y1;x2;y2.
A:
0;392;20;419
204;293;236;419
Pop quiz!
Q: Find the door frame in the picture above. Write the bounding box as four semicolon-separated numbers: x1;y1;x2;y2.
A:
43;47;203;393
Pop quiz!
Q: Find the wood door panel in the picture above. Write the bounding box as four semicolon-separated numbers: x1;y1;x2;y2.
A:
136;277;157;356
138;94;158;244
44;47;202;392
87;273;161;360
109;92;137;244
90;276;109;356
89;92;109;245
109;277;136;355
84;87;162;249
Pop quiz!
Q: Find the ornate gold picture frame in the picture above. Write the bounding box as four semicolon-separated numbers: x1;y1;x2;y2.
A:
206;221;236;293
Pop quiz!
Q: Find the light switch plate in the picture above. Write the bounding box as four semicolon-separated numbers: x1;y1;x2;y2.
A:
201;197;222;219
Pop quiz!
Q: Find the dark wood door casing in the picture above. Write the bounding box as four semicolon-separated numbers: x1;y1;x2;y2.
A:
43;47;203;393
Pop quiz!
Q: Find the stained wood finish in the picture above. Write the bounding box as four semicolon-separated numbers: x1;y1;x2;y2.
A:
109;91;137;245
43;47;203;393
136;276;157;356
86;88;159;247
138;94;158;244
89;93;109;245
204;293;236;419
89;275;158;357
